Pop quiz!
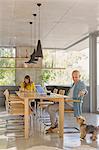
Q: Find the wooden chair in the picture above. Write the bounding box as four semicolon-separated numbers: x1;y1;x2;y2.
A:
58;89;73;112
53;88;58;94
3;89;25;136
64;91;88;133
3;89;24;115
4;89;33;136
37;86;54;112
58;89;65;95
38;88;58;112
57;89;80;133
3;89;33;137
36;91;54;129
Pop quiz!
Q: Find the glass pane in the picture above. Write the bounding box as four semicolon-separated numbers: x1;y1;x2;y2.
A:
0;69;15;85
64;48;89;85
55;51;67;68
0;58;15;67
0;47;16;85
42;38;89;86
43;50;66;68
0;47;15;57
43;50;55;68
41;69;68;86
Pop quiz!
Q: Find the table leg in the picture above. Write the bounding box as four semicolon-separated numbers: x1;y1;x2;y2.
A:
59;98;64;137
24;98;29;139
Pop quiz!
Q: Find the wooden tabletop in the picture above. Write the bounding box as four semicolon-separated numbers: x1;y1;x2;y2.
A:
16;91;80;102
16;91;68;100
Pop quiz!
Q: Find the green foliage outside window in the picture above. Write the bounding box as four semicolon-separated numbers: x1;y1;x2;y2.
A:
42;48;89;86
0;48;15;85
41;70;56;86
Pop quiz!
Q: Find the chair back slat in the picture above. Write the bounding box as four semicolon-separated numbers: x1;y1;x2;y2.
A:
53;88;58;94
59;89;65;95
3;89;10;111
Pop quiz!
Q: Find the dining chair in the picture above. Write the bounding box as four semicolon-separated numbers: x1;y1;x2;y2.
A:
35;85;53;130
4;89;24;115
55;89;79;133
3;89;33;137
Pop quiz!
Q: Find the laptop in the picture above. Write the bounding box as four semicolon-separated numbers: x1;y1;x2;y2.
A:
35;85;46;95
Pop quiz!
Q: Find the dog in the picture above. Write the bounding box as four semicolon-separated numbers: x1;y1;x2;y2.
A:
76;116;99;141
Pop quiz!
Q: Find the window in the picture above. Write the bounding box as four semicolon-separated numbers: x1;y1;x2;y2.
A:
64;47;89;85
42;38;89;86
0;47;15;85
42;50;67;85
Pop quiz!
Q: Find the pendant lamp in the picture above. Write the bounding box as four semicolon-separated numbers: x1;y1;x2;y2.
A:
35;3;43;58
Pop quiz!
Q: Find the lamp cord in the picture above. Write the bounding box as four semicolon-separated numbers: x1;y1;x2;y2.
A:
30;22;33;51
38;5;41;40
34;14;36;49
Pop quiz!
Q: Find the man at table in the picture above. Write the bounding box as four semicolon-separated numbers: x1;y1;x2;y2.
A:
46;70;87;132
20;75;35;110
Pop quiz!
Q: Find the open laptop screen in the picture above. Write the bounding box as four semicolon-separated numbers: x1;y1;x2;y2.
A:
36;85;46;94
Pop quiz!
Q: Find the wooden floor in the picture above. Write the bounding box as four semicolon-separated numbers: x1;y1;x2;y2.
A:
0;107;99;150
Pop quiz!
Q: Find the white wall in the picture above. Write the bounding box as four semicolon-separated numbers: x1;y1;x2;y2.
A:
15;46;42;85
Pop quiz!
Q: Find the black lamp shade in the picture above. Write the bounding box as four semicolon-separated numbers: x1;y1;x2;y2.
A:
35;40;43;58
25;59;37;64
25;56;37;63
30;49;38;61
25;49;38;63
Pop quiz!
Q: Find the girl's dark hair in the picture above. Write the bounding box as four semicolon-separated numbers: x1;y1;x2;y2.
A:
24;75;31;88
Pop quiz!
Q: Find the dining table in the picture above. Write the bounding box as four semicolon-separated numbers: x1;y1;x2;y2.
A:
16;91;80;139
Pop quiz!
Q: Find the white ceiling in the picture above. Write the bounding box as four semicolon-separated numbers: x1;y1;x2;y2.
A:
0;0;99;49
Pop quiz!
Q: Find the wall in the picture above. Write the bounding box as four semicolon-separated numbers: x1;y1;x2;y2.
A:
15;46;42;85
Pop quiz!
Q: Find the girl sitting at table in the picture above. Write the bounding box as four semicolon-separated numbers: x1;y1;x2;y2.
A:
20;75;35;111
20;75;35;92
